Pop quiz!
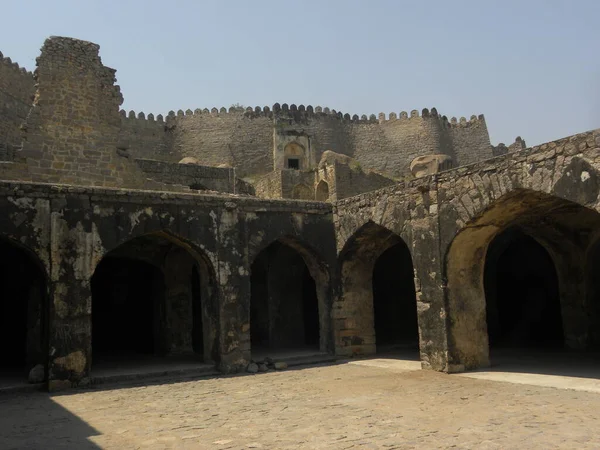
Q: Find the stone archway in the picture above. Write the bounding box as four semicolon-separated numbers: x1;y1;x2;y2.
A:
0;237;48;385
249;237;331;360
315;180;330;202
91;232;218;373
336;221;419;357
444;189;600;372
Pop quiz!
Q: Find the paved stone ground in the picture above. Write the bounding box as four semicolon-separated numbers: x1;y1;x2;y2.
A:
1;359;600;449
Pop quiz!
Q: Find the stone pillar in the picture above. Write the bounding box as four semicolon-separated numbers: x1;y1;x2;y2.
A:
47;198;99;391
411;217;450;372
217;207;250;372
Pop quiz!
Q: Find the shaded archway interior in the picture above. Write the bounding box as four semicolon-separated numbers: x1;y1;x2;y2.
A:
373;240;419;352
250;240;321;360
446;189;600;375
337;222;420;359
585;237;600;350
484;227;563;349
0;238;47;385
91;233;216;378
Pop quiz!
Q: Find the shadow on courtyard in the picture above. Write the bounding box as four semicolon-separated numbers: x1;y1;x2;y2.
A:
485;348;600;380
0;391;102;449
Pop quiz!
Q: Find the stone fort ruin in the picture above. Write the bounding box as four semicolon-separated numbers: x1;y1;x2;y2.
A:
1;36;599;390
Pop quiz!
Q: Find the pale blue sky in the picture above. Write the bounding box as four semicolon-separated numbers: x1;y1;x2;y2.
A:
2;0;599;146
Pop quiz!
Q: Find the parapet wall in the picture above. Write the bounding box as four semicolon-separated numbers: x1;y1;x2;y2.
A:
0;52;35;159
135;158;236;193
116;104;494;180
119;111;174;161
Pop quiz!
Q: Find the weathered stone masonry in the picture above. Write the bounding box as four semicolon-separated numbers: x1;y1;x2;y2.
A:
2;35;600;391
0;182;335;389
334;129;600;372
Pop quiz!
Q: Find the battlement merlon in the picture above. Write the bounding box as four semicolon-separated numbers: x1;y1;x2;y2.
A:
116;103;486;128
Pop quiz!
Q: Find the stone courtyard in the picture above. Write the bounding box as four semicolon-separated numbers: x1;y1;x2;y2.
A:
2;358;600;449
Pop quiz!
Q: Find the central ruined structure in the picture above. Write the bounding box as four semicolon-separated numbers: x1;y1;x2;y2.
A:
1;36;599;391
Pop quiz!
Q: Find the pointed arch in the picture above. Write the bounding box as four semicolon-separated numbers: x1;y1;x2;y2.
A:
315;180;330;202
336;221;419;357
91;231;219;373
444;188;600;371
249;235;332;357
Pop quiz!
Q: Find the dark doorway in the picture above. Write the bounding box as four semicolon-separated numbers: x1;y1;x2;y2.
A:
0;238;46;383
588;240;600;349
90;234;215;380
484;228;564;349
91;257;165;358
372;241;419;352
250;242;320;354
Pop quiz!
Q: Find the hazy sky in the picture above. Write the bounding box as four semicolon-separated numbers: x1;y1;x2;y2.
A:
2;0;598;146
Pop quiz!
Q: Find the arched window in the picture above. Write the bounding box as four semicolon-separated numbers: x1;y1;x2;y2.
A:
315;180;329;201
284;142;306;170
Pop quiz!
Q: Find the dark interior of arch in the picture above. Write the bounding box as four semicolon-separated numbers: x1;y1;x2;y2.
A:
586;241;600;349
250;241;320;351
91;235;207;364
484;227;564;349
0;239;46;375
92;256;163;357
372;241;419;351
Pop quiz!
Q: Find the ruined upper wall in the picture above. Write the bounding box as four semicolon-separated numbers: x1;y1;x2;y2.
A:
117;104;493;181
0;52;35;159
8;36;196;192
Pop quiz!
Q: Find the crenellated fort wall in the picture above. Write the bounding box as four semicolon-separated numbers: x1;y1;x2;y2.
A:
113;104;495;179
0;36;507;189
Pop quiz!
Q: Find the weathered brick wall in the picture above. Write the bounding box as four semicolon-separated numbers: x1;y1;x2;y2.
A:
317;150;396;201
118;112;174;161
273;107;491;179
446;115;493;166
254;170;283;199
350;111;449;175
332;161;396;200
0;52;35;159
169;109;274;178
135;158;235;192
14;37;170;189
0;36;495;196
0;180;335;389
116;104;493;185
281;169;316;199
333;128;600;373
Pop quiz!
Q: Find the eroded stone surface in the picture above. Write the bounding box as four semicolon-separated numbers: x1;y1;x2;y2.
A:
409;154;453;178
